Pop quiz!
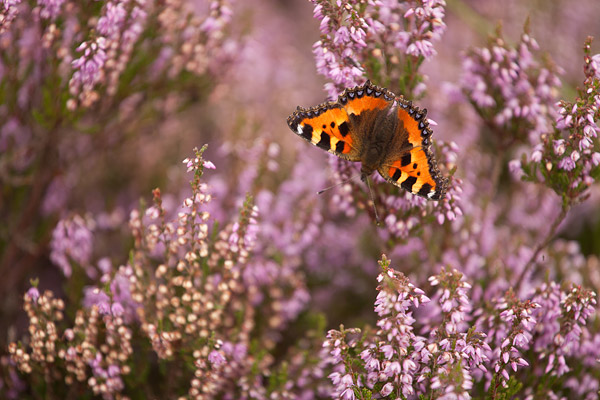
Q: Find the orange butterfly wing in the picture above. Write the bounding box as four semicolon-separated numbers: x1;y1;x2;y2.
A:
378;99;448;200
286;81;392;161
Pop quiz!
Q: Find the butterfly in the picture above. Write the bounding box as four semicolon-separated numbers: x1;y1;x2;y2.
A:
287;80;448;200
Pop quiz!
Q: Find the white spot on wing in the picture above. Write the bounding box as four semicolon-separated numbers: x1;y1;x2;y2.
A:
427;191;435;199
297;125;303;135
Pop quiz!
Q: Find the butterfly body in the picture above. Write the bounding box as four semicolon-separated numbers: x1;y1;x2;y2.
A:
287;80;448;200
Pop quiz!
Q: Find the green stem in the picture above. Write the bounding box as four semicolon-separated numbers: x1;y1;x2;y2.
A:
514;205;570;290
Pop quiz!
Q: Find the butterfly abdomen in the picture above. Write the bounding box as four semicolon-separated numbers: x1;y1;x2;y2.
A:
359;104;400;175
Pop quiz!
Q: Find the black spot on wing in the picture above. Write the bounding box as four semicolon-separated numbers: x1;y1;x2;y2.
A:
392;168;402;181
401;176;417;192
317;132;331;150
339;121;350;137
401;153;411;167
418;183;432;197
335;141;345;153
301;124;313;140
330;121;336;128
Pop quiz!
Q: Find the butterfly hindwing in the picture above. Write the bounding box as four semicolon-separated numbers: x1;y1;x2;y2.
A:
379;146;446;199
378;99;448;200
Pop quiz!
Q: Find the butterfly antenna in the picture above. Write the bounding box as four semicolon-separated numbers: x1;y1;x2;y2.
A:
365;176;381;226
317;174;361;195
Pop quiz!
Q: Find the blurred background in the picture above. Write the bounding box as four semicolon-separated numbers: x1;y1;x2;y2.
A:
2;0;600;366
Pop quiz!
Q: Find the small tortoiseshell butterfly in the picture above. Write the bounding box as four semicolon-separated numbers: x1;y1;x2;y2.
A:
287;80;448;200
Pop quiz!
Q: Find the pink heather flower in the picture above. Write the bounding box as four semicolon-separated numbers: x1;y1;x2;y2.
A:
558;156;576;171
310;2;371;96
203;160;216;169
110;302;124;317
71;38;107;90
208;350;226;367
221;342;247;363
50;215;94;277
38;0;65;20
553;139;566;156
0;0;21;34
407;39;435;58
84;287;111;314
508;159;524;180
97;257;112;274
571;150;581;163
380;382;393;396
461;28;560;144
590;54;600;79
26;287;40;301
97;1;127;38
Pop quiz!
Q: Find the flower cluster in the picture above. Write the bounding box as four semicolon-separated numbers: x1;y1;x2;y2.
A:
157;0;236;79
49;214;94;278
324;257;492;399
6;147;330;398
312;0;447;98
532;283;598;380
461;21;561;147
479;290;537;393
520;37;600;206
0;0;242;302
8;286;133;399
0;0;20;33
312;0;370;98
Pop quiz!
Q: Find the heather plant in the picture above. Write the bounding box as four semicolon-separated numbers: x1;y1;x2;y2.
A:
7;147;330;399
3;0;600;399
0;0;238;299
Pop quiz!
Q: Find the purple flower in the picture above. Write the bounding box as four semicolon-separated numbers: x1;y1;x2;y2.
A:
109;270;139;322
110;302;124;317
49;215;94;277
553;139;566;156
203;160;216;169
208;350;226;367
558;155;576;171
26;287;40;301
508;159;524;180
0;0;21;34
38;0;65;20
461;27;560;144
97;1;127;38
83;287;111;314
590;54;600;79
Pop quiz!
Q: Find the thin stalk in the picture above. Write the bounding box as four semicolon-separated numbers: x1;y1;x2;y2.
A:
514;205;569;290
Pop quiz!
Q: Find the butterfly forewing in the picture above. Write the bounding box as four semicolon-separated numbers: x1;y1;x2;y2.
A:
287;103;360;161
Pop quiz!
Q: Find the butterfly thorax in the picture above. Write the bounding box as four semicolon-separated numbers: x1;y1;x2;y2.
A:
358;103;400;180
